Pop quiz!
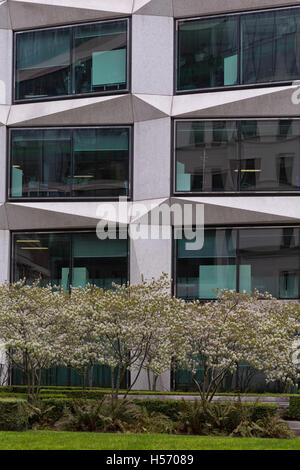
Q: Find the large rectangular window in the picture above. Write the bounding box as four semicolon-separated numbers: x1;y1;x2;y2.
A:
175;120;300;193
9;127;131;199
15;19;129;102
12;232;128;290
177;6;300;92
176;227;300;300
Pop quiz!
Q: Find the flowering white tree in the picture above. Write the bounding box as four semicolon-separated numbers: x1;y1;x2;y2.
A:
58;285;107;389
64;275;185;400
180;290;300;403
0;280;68;401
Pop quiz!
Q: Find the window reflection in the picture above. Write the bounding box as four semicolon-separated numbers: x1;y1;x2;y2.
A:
177;228;300;300
10;127;130;199
15;19;128;101
177;7;300;92
13;232;128;290
175;120;300;193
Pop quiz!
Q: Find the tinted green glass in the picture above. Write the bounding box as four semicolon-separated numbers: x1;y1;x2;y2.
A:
13;232;128;290
13;233;71;287
15;19;128;101
178;16;238;90
177;7;300;92
11;129;72;198
10;127;130;199
240;120;300;191
175;119;300;193
72;128;129;197
176;228;300;300
74;21;127;94
177;229;237;300
176;121;238;192
16;28;71;100
239;228;300;298
241;9;300;85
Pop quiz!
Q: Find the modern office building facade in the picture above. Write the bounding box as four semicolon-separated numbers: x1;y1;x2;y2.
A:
1;0;300;390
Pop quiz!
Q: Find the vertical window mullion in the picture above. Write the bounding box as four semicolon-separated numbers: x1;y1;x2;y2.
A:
41;129;45;198
70;26;74;96
236;228;240;293
70;129;74;197
238;14;242;85
237;121;241;192
69;233;73;293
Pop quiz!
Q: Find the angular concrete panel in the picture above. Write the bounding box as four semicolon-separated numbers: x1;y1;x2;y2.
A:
6;203;99;230
0;29;12;105
135;94;173;116
8;95;134;126
132;95;169;122
130;235;172;391
173;196;300;226
133;0;173;16
133;118;171;200
132;14;174;95
9;0;133;29
0;230;9;283
0;127;7;204
172;85;300;118
173;0;300;18
0;106;9;125
0;2;11;29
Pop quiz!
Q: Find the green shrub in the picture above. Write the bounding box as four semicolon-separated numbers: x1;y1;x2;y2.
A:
247;403;277;421
134;399;181;420
288;396;300;420
0;400;29;431
231;415;293;439
55;398;142;433
40;390;105;399
176;401;280;437
134;399;276;423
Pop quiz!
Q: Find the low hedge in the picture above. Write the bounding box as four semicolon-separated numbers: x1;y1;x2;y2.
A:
134;399;277;422
0;400;28;431
0;397;279;431
40;389;105;399
288;396;300;420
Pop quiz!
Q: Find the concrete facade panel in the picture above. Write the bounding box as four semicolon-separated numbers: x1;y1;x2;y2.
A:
0;29;12;106
173;0;300;18
133;118;171;201
132;14;174;95
0;230;9;283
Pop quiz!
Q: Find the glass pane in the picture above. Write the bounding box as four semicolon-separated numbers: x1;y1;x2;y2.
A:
177;229;237;299
176;121;238;192
72;128;129;197
11;129;72;198
13;233;70;288
74;20;127;94
178;16;238;90
241;8;300;85
72;233;128;288
16;28;71;100
239;228;300;298
240;120;300;191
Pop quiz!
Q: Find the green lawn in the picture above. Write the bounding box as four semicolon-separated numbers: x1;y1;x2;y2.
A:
0;432;300;450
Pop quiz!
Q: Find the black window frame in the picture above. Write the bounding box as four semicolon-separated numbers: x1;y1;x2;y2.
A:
13;17;131;104
173;118;300;196
7;125;133;202
175;5;300;95
173;225;300;301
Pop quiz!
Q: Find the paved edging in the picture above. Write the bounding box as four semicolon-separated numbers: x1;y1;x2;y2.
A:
121;394;290;407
